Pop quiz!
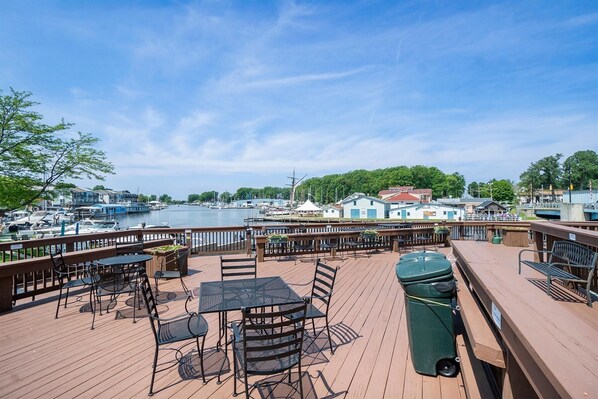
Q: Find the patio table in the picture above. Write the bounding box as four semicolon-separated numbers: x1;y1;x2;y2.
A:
197;276;303;380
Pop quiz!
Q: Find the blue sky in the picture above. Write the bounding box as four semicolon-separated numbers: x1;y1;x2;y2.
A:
1;1;597;200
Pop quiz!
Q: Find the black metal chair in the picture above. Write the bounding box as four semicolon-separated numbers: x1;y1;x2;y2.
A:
281;259;339;354
115;240;145;255
294;239;315;264
139;274;208;396
220;256;257;280
218;256;258;349
231;300;308;399
89;261;140;329
50;248;96;319
320;238;344;260
154;247;190;297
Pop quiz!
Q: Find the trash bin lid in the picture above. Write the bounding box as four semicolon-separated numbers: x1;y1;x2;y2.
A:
396;256;452;283
400;251;446;261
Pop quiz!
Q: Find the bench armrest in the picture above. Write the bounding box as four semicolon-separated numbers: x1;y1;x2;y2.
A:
518;248;553;274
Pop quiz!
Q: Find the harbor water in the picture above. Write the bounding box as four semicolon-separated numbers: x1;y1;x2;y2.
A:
117;205;262;229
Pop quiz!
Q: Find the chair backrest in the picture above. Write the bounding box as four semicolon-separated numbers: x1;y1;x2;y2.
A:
161;247;190;271
220;256;257;280
50;248;69;275
311;259;339;314
239;300;307;374
139;274;160;340
115;240;144;255
549;241;598;270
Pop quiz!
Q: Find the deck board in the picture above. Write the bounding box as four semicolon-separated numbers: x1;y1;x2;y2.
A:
0;250;465;399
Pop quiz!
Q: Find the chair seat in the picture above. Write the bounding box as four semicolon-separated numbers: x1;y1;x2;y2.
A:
233;333;300;374
154;270;182;279
158;313;209;345
63;275;97;289
280;302;326;320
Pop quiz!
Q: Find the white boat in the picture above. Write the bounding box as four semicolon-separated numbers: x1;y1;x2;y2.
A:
65;219;121;235
148;200;168;211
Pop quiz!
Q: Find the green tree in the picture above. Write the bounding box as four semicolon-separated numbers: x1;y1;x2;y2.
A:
219;191;232;203
490;179;515;203
562;150;598;191
159;194;172;203
138;194;149;203
188;194;200;203
0;89;114;210
199;191;218;203
519;154;563;195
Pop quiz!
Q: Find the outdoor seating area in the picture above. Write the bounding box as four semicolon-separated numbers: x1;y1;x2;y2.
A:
0;250;467;398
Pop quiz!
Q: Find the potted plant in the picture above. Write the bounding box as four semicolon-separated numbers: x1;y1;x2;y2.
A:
360;229;380;243
267;234;289;243
145;244;189;276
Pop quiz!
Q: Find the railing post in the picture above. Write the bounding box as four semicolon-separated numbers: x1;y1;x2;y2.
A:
245;228;253;256
0;276;12;312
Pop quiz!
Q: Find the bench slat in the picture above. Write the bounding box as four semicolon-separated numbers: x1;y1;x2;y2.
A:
455;268;506;368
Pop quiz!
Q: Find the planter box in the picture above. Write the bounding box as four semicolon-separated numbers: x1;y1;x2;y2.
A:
143;248;189;277
502;229;529;247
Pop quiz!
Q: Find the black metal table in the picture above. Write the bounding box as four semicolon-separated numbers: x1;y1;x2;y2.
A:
198;276;302;314
198;276;303;381
97;254;153;268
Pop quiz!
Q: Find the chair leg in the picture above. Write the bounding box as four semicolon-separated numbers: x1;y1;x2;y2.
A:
312;319;317;336
90;292;97;330
298;363;304;399
132;288;137;323
244;370;250;399
326;317;334;354
154;276;159;294
55;286;63;319
149;345;159;396
233;344;238;396
180;277;189;296
64;287;70;308
196;336;206;384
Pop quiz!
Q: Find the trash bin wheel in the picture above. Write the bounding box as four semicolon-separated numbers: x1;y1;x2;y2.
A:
436;358;459;377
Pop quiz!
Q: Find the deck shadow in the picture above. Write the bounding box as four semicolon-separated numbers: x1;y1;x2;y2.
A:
248;369;345;399
527;278;587;304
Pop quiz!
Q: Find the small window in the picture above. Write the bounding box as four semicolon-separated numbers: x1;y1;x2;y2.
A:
407;212;410;216
443;211;447;215
353;200;357;206
370;200;374;206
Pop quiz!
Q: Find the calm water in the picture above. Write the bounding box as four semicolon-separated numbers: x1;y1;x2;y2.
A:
116;205;263;229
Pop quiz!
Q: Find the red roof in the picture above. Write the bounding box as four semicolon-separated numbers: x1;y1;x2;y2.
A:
386;192;421;202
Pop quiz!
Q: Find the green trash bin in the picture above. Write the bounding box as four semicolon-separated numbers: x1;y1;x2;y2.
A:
396;253;459;377
400;250;446;261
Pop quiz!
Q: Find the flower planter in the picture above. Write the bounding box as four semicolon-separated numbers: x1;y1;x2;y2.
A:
143;246;189;277
501;228;529;247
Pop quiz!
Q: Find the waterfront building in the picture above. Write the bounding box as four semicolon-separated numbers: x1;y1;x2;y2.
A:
322;205;342;218
378;186;432;203
388;203;464;221
341;193;388;219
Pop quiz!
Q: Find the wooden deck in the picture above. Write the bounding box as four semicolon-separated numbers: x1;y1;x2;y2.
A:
453;241;598;399
0;250;467;399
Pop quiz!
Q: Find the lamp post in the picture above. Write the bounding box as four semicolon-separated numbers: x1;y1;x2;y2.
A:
568;167;572;203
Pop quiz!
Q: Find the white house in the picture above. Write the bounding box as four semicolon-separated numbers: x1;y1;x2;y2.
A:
342;193;388;219
322;206;342;218
388;203;464;221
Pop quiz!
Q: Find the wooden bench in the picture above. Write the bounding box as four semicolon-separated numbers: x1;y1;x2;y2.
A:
518;240;598;307
454;267;504;398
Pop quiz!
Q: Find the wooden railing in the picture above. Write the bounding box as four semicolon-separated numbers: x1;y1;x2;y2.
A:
0;220;560;313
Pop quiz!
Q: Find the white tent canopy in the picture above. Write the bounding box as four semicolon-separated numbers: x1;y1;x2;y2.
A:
295;199;322;212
